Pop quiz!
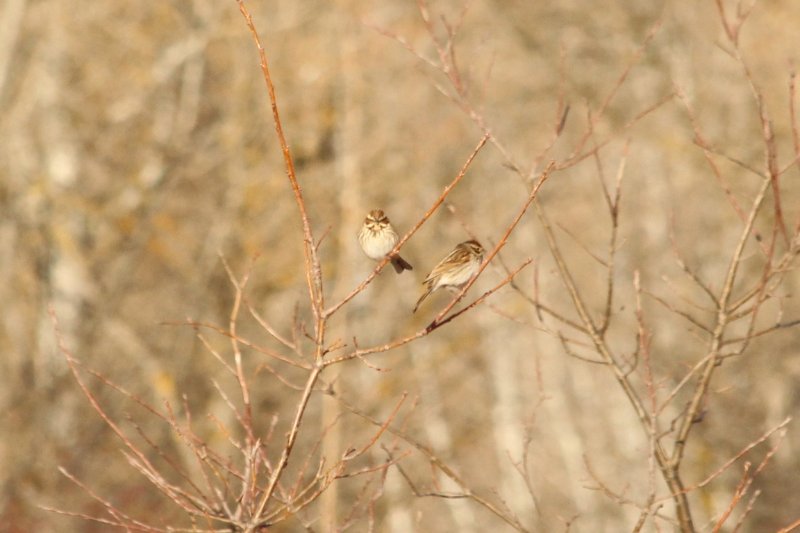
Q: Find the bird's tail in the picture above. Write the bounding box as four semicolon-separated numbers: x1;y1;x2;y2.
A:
413;287;432;313
391;255;413;274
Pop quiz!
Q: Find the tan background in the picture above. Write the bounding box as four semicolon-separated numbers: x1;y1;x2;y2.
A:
1;0;799;531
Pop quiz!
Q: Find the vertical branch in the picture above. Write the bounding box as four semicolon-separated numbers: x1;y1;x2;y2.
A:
715;0;788;247
634;271;660;526
598;141;628;335
253;365;323;525
235;3;332;528
220;255;254;433
789;71;800;183
535;199;694;531
744;62;789;247
671;175;772;468
235;0;325;344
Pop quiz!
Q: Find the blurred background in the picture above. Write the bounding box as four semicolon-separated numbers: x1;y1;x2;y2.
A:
1;0;799;531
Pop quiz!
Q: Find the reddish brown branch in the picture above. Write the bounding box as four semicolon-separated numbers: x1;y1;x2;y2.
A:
428;163;552;327
790;70;800;183
252;365;322;522
235;0;324;343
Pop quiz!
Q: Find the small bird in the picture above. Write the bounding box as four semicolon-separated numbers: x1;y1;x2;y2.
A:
414;239;485;312
358;209;413;273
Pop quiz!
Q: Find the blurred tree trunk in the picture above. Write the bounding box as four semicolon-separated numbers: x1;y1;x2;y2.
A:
322;4;363;528
38;0;90;385
412;340;477;533
0;0;26;98
479;316;533;516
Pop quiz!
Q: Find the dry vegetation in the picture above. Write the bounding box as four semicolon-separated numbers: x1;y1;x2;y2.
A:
1;0;800;531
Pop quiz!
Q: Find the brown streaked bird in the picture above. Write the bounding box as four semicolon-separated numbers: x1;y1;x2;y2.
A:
358;209;413;273
413;239;484;313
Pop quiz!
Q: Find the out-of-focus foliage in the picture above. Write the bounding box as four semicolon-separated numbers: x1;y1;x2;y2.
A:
1;0;798;531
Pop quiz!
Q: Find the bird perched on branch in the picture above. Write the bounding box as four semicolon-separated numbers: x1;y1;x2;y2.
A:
414;239;484;312
358;209;413;273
